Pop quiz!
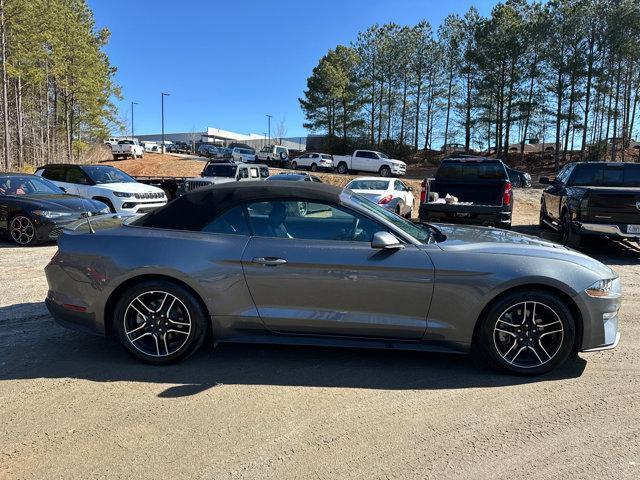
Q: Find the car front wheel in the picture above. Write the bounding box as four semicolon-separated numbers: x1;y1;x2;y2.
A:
475;289;575;375
9;214;38;246
379;166;391;177
561;211;581;248
114;280;208;364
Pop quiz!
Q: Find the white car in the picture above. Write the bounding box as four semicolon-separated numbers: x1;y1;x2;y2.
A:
35;164;167;214
291;152;334;172
255;145;290;166
231;147;256;163
345;177;415;218
332;150;406;177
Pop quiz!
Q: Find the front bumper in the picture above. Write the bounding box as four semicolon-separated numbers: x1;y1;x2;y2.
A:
117;201;167;214
391;165;406;176
573;221;640;240
575;278;622;352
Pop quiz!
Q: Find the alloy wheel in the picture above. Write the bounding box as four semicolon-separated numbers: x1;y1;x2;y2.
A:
493;301;564;369
10;215;36;245
123;290;192;357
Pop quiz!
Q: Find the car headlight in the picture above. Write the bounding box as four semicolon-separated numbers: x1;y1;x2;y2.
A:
113;191;133;198
33;210;73;218
585;279;620;298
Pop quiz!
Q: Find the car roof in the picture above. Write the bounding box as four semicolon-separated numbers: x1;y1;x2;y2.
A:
136;181;343;231
566;161;630;167
348;176;392;182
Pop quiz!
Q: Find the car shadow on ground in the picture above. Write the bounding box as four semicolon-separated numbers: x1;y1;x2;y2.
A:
0;301;587;398
512;224;640;266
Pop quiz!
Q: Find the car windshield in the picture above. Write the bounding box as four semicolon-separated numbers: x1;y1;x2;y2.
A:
347;179;390;190
202;164;237;177
570;163;640;187
438;161;506;180
0;175;63;195
378;152;388;159
83;165;136;184
347;192;438;244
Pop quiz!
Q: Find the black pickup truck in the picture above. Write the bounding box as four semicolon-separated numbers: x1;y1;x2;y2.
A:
418;158;513;229
540;161;640;248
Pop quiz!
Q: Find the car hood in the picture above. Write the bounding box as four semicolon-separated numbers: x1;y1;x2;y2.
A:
94;182;164;194
434;224;616;277
9;194;107;213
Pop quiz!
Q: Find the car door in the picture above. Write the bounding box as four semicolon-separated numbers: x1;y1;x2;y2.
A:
543;165;573;222
240;199;434;339
352;151;370;171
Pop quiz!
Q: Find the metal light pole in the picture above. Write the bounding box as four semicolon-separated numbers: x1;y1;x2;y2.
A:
266;114;272;145
131;101;138;139
161;92;170;153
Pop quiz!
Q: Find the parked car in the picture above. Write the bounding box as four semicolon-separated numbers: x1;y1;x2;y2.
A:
266;173;322;182
140;141;161;153
179;162;269;196
505;166;532;188
197;144;214;157
34;164;167;214
104;137;119;147
419;157;513;229
346;177;414;218
256;145;290;167
0;173;109;246
231;147;256;164
332;150;406;177
46;181;621;375
540;161;640;248
291;152;334;172
111;139;145;160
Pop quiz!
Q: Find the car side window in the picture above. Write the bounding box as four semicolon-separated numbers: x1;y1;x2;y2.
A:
244;200;384;242
250;168;259;179
238;168;249;179
201;206;250;235
259;167;269;178
66;168;90;185
394;180;403;191
41;167;66;182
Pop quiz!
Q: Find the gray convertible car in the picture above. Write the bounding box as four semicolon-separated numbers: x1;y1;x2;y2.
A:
45;181;621;375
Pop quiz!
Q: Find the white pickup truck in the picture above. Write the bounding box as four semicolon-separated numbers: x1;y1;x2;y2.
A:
111;139;145;160
332;150;406;177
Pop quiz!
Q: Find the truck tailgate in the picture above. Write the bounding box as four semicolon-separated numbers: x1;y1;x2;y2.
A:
584;187;640;224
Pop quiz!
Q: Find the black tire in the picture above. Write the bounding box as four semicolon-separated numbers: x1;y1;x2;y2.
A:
9;214;39;246
336;162;348;174
310;163;318;172
475;289;575;375
291;161;297;170
395;204;402;216
379;165;391;177
561;211;581;249
112;155;119;161
114;280;208;365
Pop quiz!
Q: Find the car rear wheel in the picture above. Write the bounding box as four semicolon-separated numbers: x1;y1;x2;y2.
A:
9;214;38;246
114;280;208;365
336;162;348;174
561;211;581;249
475;289;575;375
379;166;391;177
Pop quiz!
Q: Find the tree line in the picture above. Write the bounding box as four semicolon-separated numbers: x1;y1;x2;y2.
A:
0;0;119;171
299;0;640;167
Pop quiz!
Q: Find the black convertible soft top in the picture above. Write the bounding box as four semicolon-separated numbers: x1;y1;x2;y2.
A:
135;180;344;231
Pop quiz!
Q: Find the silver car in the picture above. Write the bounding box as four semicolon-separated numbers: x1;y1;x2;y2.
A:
45;181;621;375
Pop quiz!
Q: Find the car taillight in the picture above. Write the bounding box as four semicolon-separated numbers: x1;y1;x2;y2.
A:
503;181;512;206
378;194;393;205
420;179;427;203
579;195;589;218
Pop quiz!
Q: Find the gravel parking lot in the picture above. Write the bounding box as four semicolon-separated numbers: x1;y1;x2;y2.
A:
1;189;639;479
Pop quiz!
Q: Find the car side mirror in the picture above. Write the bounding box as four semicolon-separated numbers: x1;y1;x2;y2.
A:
539;177;550;185
371;231;404;250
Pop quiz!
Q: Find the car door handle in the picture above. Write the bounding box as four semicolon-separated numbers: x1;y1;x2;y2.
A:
252;257;287;266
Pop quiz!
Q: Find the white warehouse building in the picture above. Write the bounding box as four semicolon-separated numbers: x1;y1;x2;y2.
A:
132;127;306;151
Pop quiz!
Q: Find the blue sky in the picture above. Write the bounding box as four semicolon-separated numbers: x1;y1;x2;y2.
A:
89;0;495;138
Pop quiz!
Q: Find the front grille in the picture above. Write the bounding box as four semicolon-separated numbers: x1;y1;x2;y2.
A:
185;180;212;191
134;192;165;200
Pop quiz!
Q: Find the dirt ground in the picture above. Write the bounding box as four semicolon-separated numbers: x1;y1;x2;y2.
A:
1;175;639;478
